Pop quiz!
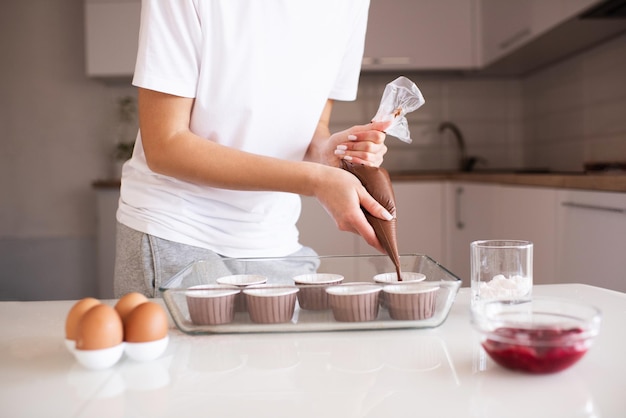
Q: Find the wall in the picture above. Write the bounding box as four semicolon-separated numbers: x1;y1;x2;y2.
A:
523;33;626;171
0;0;135;300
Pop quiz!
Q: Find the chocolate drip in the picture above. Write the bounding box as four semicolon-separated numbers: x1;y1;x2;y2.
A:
341;161;402;279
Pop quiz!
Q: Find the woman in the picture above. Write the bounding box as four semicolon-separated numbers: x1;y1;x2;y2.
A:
114;0;393;297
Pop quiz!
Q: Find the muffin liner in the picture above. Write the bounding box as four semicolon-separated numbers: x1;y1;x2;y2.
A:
326;284;382;322
244;287;299;324
384;284;439;320
186;286;240;325
294;273;344;310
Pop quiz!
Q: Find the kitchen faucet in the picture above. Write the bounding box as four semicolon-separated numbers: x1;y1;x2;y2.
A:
438;121;483;171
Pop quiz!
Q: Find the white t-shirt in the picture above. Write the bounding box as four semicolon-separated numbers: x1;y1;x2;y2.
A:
117;0;370;257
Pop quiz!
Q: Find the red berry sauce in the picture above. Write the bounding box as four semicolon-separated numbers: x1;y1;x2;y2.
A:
482;327;589;374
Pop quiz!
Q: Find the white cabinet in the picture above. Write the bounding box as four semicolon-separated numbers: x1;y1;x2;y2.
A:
491;185;558;286
298;181;446;262
480;0;532;65
445;183;558;286
445;183;495;285
556;190;626;293
84;0;141;77
480;0;602;66
297;196;358;257
363;0;479;71
355;182;446;261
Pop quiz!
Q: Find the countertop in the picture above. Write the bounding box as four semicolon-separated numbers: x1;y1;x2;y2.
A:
93;171;626;193
390;170;626;193
2;284;625;417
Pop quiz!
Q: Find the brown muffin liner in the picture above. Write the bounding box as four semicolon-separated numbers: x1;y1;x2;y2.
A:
385;287;438;320
187;291;238;325
245;292;298;324
328;289;381;322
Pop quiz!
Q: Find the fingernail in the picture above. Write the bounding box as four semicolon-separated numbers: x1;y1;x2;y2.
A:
343;155;353;161
348;134;357;141
381;209;394;221
334;149;345;155
336;145;347;151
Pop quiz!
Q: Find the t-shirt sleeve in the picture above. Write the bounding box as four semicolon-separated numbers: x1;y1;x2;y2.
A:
132;0;202;98
328;1;370;102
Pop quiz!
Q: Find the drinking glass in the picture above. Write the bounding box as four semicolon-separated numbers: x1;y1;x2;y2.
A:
470;240;533;308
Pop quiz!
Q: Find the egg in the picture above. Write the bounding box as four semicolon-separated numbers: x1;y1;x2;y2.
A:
123;302;170;362
76;304;124;350
124;302;169;343
65;297;101;344
114;292;148;323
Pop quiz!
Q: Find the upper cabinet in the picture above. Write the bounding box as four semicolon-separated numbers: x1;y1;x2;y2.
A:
481;0;600;66
479;0;626;75
84;0;140;77
363;0;480;71
83;0;625;77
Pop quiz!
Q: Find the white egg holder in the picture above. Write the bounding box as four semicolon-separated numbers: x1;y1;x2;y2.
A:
66;336;169;370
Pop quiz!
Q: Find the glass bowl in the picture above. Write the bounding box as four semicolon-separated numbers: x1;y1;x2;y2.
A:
471;297;601;374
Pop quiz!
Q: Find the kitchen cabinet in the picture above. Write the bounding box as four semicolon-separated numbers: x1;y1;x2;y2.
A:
491;185;558;286
480;0;602;66
445;183;495;285
297;196;358;257
299;182;446;276
355;182;446;260
84;0;479;77
445;182;558;286
363;0;479;71
84;0;141;77
556;189;626;293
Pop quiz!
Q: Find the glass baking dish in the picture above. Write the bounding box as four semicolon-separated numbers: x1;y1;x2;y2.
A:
160;254;461;335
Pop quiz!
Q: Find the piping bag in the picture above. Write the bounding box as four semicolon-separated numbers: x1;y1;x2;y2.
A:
341;77;425;279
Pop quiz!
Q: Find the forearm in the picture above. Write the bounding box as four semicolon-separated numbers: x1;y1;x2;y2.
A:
146;130;326;197
138;87;328;197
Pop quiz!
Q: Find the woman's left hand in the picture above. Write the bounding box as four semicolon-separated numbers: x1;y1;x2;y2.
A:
312;120;390;168
330;121;391;167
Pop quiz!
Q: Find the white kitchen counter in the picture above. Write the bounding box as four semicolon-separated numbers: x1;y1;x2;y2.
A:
1;284;624;418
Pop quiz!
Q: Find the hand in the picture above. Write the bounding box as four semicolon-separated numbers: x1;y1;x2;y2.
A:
313;165;394;253
322;121;391;168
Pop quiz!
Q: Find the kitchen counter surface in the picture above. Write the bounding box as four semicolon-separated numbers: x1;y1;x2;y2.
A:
93;172;626;192
2;284;624;417
389;171;626;193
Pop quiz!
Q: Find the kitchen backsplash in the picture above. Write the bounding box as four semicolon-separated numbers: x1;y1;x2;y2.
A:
331;33;626;173
330;73;524;172
524;33;626;172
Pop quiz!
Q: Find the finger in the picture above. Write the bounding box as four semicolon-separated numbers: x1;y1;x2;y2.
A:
335;142;387;167
351;217;385;253
345;129;386;145
369;120;393;133
360;191;394;221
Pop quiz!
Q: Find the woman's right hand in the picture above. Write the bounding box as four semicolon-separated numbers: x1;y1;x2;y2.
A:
312;165;393;253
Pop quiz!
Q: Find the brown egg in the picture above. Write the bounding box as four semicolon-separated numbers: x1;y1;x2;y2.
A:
115;292;148;323
76;304;124;350
124;302;169;343
65;297;101;340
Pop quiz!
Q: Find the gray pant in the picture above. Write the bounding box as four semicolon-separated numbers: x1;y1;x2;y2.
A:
113;222;319;298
